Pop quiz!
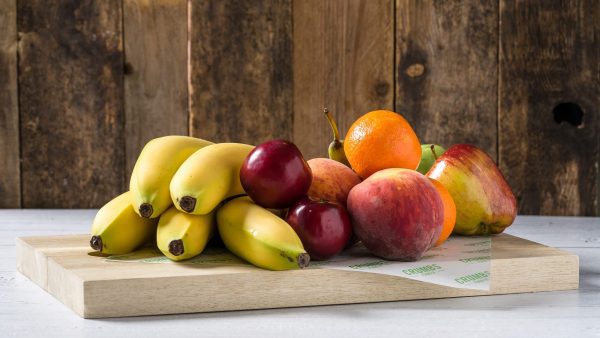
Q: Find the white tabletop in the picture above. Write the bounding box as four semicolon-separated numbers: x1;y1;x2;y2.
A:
1;210;599;338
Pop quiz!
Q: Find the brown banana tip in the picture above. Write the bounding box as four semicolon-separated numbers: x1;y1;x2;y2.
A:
139;203;153;218
169;239;184;256
90;236;102;251
179;196;197;213
298;253;310;269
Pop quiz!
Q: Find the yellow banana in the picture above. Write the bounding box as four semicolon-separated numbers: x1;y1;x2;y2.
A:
130;135;213;218
216;196;310;271
157;206;215;261
170;143;254;215
90;191;158;255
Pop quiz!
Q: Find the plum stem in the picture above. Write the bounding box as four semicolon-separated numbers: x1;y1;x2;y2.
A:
324;108;341;141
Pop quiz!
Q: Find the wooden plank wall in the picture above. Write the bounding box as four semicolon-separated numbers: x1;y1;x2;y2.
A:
17;0;125;208
0;0;597;216
396;0;498;159
188;0;293;145
293;0;394;159
123;0;189;182
499;0;599;216
0;0;20;207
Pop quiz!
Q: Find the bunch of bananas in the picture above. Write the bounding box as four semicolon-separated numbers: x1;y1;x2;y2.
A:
89;136;310;270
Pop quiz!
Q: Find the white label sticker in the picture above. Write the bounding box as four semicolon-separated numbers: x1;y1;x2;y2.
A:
313;236;491;290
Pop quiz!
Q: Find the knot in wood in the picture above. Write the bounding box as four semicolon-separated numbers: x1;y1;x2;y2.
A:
405;63;425;77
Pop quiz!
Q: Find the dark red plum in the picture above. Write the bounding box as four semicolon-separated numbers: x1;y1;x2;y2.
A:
286;196;352;260
240;139;312;209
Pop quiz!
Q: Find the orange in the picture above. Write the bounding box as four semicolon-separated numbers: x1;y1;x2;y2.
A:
344;110;421;178
429;178;456;246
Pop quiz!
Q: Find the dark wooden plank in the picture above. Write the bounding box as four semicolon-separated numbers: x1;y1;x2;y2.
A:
18;0;125;208
395;0;498;159
123;0;188;181
293;0;394;160
0;0;20;208
499;0;599;216
188;0;292;145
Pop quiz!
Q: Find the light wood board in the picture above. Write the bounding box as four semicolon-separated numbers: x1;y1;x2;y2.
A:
16;233;578;318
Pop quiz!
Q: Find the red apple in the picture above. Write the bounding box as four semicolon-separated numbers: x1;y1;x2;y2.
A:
427;144;517;235
240;139;312;209
286;196;352;260
347;168;444;261
307;158;361;207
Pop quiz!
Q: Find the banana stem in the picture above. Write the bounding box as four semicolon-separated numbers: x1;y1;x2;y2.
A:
324;108;341;141
90;236;102;251
169;239;184;256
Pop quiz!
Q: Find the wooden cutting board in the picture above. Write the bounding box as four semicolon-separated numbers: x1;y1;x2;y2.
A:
16;234;578;318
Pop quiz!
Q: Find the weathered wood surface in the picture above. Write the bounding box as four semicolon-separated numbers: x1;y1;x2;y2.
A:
499;0;600;216
123;0;189;181
0;0;20;207
188;0;293;145
395;0;499;159
17;0;125;208
293;0;394;159
0;1;598;215
16;233;578;318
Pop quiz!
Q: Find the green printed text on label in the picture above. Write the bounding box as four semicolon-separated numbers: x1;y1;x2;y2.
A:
464;240;491;247
402;264;442;276
454;271;490;284
459;256;490;264
349;260;391;269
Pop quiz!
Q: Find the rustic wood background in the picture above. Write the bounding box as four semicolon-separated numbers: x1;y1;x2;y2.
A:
0;0;598;216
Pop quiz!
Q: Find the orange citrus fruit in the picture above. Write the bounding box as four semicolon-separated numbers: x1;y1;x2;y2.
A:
344;110;421;178
429;178;456;246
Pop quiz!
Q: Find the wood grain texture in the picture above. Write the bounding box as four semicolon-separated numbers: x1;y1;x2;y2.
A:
395;0;498;159
0;0;20;207
2;213;599;336
499;0;599;216
293;0;394;159
188;0;292;145
16;233;578;318
123;0;188;181
17;0;125;208
2;213;598;335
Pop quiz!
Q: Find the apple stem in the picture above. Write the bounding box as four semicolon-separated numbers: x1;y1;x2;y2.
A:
324;108;341;141
430;144;439;160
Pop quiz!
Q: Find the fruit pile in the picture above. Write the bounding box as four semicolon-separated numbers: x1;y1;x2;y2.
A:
90;109;517;270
